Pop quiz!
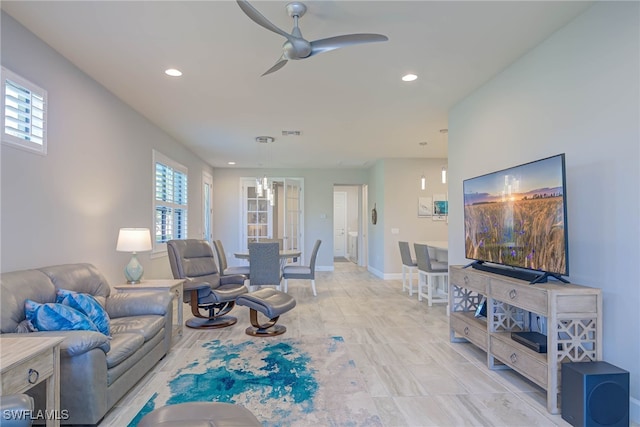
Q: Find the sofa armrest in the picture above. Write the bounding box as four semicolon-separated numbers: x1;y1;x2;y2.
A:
1;331;110;357
106;291;172;318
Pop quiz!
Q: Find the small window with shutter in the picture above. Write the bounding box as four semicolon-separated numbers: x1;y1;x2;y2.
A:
153;150;188;253
1;67;47;155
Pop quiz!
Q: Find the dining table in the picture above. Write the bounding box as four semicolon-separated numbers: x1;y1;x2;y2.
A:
234;249;302;270
233;249;301;261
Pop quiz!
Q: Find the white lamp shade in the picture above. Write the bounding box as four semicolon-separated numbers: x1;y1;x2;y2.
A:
116;228;152;252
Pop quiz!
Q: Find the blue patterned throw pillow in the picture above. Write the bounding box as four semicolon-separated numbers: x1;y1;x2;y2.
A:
56;289;111;336
24;299;99;332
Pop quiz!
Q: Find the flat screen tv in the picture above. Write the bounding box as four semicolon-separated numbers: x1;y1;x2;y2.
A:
463;154;569;283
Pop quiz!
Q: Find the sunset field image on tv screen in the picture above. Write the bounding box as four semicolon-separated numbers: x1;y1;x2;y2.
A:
463;154;569;276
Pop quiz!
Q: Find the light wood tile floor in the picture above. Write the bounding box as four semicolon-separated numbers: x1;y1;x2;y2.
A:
100;261;631;427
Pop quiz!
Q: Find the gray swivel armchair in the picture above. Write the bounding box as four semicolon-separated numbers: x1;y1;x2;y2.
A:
167;239;248;329
214;240;250;278
283;240;321;296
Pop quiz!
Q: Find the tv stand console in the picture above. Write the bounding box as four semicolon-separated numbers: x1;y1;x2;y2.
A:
449;265;602;414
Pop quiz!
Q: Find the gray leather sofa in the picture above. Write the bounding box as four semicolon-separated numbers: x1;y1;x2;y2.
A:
0;263;173;425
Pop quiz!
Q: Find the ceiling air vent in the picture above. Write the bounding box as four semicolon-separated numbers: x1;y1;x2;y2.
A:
281;130;302;136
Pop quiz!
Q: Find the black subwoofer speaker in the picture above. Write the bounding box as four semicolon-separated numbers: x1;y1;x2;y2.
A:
561;361;629;427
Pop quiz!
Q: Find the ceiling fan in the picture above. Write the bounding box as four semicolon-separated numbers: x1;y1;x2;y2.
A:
237;0;389;76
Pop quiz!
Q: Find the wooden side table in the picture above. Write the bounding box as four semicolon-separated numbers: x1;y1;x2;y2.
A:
0;336;65;427
113;279;185;338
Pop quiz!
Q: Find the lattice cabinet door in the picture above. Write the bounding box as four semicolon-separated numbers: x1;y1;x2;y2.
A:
555;318;600;362
488;299;528;333
451;285;484;313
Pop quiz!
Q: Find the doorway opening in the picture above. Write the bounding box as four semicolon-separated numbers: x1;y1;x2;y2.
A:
333;184;365;266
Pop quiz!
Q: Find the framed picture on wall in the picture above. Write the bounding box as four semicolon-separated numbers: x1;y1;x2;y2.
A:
418;197;432;217
433;194;448;221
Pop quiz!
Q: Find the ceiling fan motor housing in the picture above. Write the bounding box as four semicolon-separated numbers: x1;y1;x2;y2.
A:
286;2;307;18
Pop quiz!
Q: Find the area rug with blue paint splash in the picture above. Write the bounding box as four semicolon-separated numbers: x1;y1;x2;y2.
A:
128;336;381;426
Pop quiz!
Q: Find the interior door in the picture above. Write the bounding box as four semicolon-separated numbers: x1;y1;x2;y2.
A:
241;177;303;258
242;179;271;249
283;179;302;254
333;191;347;258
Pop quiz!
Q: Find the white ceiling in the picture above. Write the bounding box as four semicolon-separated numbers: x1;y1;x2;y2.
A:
2;1;593;169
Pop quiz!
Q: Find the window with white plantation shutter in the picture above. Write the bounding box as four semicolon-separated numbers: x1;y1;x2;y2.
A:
1;67;47;155
153;150;188;253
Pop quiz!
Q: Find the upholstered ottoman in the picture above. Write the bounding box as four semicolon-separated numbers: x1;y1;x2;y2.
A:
236;288;296;336
138;402;261;427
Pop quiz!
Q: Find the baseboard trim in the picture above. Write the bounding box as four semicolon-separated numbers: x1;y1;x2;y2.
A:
316;265;334;272
367;266;384;279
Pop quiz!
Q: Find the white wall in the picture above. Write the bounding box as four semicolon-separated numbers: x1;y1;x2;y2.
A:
448;2;639;420
383;158;449;276
0;12;214;285
366;161;386;276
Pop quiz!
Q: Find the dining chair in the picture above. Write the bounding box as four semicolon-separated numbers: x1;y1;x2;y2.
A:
398;241;418;296
414;243;449;306
214;240;250;278
261;238;283;250
283;239;321;296
248;242;282;291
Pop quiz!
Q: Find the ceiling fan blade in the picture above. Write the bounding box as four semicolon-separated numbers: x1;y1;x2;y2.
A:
262;57;288;76
309;33;388;56
236;0;295;42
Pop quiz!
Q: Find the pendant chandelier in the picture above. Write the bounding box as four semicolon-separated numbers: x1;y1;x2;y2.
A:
419;141;427;190
255;136;275;205
440;129;448;184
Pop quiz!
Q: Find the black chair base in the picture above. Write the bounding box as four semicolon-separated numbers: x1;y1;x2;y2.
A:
245;324;287;337
186;315;237;329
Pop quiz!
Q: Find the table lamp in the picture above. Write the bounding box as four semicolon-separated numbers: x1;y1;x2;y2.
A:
116;228;152;284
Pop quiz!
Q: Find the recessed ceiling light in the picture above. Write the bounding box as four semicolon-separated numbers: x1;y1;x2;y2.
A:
165;68;182;77
255;136;275;144
402;74;418;82
227;161;236;165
